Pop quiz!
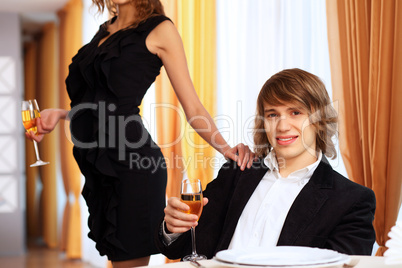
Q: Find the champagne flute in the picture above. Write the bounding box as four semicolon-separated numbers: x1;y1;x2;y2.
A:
181;178;207;261
21;99;50;167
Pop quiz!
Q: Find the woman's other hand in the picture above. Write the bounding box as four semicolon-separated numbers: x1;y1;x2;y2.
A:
25;108;68;143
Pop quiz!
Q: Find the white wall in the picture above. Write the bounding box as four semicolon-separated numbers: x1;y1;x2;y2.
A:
0;12;25;256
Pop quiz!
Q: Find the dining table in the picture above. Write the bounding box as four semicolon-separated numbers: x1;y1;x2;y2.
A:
145;256;401;268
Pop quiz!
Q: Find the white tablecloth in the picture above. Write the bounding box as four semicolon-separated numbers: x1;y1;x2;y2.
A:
147;256;401;268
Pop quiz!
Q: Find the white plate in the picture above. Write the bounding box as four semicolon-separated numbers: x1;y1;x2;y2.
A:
214;246;350;267
212;258;349;268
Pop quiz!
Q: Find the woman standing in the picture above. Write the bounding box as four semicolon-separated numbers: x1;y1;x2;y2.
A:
27;0;253;267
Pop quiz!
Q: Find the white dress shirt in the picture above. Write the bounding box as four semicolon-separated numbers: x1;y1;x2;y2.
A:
162;151;322;247
228;151;322;249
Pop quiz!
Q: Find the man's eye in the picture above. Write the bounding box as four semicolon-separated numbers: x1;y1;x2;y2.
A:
293;111;301;115
266;114;277;118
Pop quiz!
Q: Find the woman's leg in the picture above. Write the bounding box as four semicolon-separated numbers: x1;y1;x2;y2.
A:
112;256;150;268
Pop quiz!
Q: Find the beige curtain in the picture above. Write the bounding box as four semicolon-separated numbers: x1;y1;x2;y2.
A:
57;0;83;259
326;0;402;256
37;22;59;248
156;0;217;199
156;0;216;263
156;0;184;200
177;0;217;188
24;42;41;239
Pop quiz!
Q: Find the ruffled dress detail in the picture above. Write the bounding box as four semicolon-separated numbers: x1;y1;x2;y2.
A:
65;15;169;260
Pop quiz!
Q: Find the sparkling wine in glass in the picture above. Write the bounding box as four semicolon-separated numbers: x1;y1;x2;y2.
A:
181;178;207;261
21;99;49;167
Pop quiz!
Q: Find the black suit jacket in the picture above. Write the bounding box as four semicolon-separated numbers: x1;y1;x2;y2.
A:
156;158;376;259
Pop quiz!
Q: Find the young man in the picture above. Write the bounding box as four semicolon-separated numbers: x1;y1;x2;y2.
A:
155;68;376;259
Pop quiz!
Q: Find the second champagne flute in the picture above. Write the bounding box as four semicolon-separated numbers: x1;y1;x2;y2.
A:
21;99;50;167
181;178;206;261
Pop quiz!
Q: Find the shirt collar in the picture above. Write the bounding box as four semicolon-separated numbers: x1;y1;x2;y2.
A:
263;150;322;178
264;150;279;171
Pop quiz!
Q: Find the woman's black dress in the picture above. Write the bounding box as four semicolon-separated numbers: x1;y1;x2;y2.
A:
65;15;169;261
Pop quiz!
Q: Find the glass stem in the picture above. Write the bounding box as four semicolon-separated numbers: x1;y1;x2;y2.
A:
190;226;198;257
33;140;41;161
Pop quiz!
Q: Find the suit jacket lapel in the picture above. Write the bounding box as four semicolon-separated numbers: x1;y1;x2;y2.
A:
216;161;268;251
277;159;333;245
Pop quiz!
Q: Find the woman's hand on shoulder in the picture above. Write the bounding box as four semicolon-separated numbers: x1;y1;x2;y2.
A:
224;144;256;171
26;108;68;142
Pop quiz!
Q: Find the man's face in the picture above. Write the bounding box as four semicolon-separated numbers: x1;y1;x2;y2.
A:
263;101;317;166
